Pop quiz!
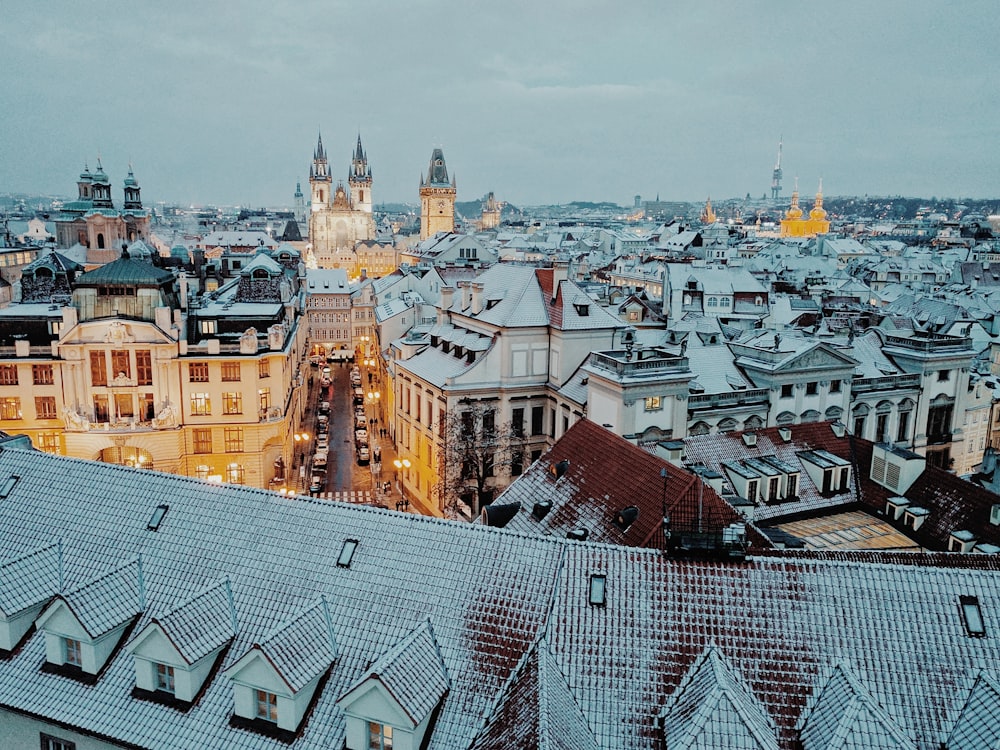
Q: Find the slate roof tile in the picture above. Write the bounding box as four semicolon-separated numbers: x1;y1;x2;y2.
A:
148;578;235;665
0;542;60;617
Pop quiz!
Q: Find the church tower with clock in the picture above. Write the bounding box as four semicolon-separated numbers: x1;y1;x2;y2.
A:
419;147;456;240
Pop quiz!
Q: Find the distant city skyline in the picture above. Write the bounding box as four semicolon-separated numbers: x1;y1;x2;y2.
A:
2;1;998;208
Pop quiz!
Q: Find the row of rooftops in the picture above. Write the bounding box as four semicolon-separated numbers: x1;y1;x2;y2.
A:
0;441;999;748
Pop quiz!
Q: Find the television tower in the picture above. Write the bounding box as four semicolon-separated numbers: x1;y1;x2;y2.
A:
770;138;783;201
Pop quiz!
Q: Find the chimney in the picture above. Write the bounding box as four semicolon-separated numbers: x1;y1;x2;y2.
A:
471;282;485;314
551;260;569;302
459;281;472;310
439;286;454;324
178;271;189;310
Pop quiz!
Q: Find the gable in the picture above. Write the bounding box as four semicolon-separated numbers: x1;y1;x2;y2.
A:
338;679;417;730
775;344;858;373
126;623;185;665
226;649;291;696
35;599;89;640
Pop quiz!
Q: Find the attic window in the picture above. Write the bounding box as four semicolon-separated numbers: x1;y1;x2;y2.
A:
574;302;590;316
147;504;169;531
486;299;501;310
589;574;607;606
959;595;986;637
337;539;359;568
0;474;19;498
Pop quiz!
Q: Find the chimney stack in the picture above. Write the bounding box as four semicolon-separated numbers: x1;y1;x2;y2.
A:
471;282;485;314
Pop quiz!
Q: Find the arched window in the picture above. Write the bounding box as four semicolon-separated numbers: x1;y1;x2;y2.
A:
800;409;821;423
708;297;718;308
718;418;738;433
744;415;764;430
825;406;843;419
776;411;796;425
755;296;763;306
97;233;106;249
689;421;711;436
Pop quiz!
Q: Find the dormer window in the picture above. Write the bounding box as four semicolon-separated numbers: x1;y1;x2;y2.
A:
155;663;175;693
64;638;82;667
256;689;279;722
589;575;607;606
959;595;985;637
369;722;394;749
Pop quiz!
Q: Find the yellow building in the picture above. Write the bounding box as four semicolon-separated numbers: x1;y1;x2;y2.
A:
780;181;830;237
419;148;457;240
0;249;309;490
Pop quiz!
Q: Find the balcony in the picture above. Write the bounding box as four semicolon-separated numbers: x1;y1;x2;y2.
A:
884;332;973;354
687;388;770;410
588;349;689;380
851;373;921;393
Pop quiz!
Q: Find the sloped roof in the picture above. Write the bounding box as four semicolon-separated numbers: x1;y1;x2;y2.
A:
0;542;60;617
340;619;448;725
497;419;746;545
147;579;235;665
470;637;599;750
797;663;915;749
942;671;1000;750
660;646;780;750
241;597;338;693
75;256;174;286
0;449;999;748
56;558;141;638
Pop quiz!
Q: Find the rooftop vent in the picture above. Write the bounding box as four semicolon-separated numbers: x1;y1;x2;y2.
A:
567;527;589;541
532;501;552;521
741;433;757;447
778;427;792;442
613;506;639;532
0;474;19;498
551;459;570;480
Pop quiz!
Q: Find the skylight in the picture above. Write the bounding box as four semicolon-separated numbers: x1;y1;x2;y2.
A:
337;539;359;568
589;574;607;607
147;504;169;531
0;474;19;498
959;595;986;637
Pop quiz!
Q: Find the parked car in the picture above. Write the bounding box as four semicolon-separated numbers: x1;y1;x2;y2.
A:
320;377;332;388
317;414;329;428
309;476;324;493
316;435;329;451
319;401;331;415
355;415;367;429
313;452;328;469
355;428;368;446
356;445;370;465
352;388;364;405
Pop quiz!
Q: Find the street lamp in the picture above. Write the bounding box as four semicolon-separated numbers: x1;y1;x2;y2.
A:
393;458;411;496
293;432;310;468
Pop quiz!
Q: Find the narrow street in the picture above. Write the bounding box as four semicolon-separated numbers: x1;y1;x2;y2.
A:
299;358;396;509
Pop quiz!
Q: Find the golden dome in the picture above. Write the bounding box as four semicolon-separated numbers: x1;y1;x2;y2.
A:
785;191;803;220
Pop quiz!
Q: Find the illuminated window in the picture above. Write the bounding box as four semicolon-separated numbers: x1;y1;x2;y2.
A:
221;362;241;381
255;689;278;722
190;393;211;415
644;396;662;411
223;392;243;415
35;396;57;420
135;350;152;385
64;637;82;667
226;463;245;484
258;388;271;413
37;432;59;453
193;429;212;454
111;350;130;379
0;364;18;385
224;427;244;453
258;359;270;378
0;397;21;420
368;722;393;750
32;364;54;385
90;352;107;386
155;663;175;693
200;320;217;334
189;362;209;382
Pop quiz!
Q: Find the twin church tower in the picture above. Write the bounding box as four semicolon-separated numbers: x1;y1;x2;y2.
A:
306;133;456;257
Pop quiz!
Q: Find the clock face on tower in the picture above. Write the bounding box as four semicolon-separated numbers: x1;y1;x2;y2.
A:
437;200;447;213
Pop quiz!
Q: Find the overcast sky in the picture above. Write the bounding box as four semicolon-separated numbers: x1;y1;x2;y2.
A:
2;1;997;208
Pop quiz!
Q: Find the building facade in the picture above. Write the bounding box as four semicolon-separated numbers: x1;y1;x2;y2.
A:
308;134;376;269
419;148;456;240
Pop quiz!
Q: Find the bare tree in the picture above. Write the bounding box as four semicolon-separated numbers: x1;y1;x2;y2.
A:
434;400;527;519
